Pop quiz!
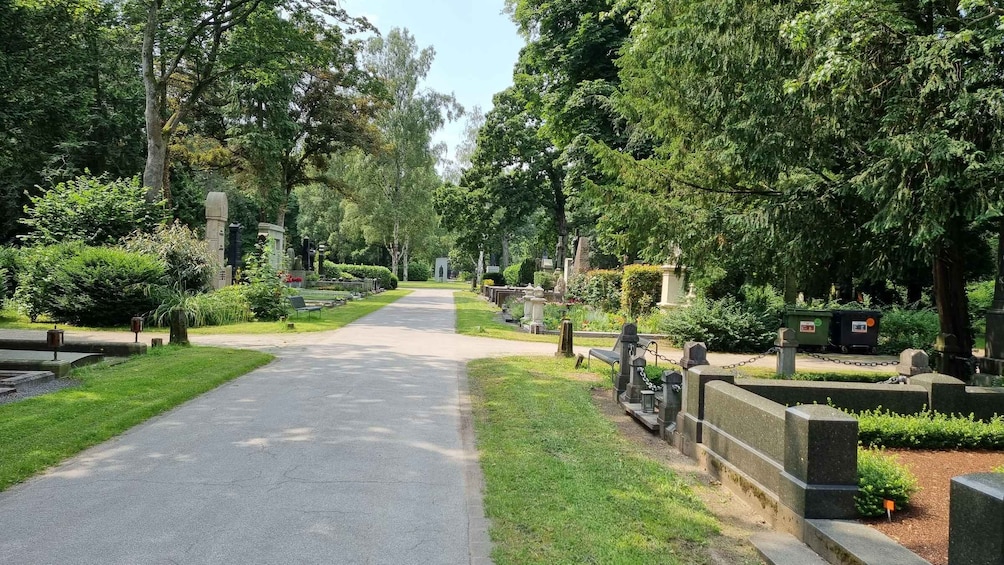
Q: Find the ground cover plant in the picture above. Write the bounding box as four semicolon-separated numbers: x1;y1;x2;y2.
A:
855;409;1004;449
856;448;919;516
0;345;273;491
468;356;721;564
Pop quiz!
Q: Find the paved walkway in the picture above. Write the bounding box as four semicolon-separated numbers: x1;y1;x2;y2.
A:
0;289;563;565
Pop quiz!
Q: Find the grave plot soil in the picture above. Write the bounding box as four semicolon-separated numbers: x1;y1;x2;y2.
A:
866;449;1004;565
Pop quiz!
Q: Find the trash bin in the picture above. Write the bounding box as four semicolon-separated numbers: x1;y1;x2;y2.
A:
782;309;833;351
830;310;881;354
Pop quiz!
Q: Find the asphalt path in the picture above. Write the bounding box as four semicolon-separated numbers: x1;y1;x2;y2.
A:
0;289;561;565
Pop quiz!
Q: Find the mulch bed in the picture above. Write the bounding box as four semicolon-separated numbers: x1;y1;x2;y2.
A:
865;449;1004;565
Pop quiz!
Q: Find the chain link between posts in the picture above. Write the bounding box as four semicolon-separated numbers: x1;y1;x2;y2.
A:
721;347;780;369
803;352;899;368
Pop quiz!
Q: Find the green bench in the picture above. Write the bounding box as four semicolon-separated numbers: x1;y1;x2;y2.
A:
288;295;322;318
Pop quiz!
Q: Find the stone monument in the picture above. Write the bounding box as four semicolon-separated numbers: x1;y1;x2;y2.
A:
573;236;591;275
205;192;229;289
658;264;688;308
257;222;285;270
435;257;449;282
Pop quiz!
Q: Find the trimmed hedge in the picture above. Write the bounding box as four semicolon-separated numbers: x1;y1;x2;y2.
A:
503;263;521;286
533;270;556;291
399;262;431;282
336;264;396;289
855;409;1004;449
621;264;661;318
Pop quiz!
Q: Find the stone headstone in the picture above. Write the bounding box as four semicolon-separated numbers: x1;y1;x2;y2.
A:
205;192;228;289
486;265;500;274
681;342;708;369
434;257;449;282
257;223;285;270
658;264;687;307
573;236;591;274
898;349;931;377
950;473;1004;565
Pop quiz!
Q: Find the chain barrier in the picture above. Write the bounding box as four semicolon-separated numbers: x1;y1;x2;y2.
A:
638;365;663;392
649;349;683;370
803;352;899;368
721;347;780;369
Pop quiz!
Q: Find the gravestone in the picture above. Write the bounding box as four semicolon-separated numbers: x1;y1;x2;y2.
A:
257;223;285;270
434;257;449;282
573;236;591;275
949;473;1004;565
980;225;1004;377
658;263;687;307
205;192;229;289
681;342;708;369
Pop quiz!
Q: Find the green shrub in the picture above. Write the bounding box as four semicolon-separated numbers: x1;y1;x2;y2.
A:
969;279;995;335
401;262;431;282
621;264;662;318
482;273;503;287
855;408;1004;449
240;239;290;321
47;246;165;326
856;448;919;517
581;270;622;312
12;244;86;322
878;307;939;354
518;258;536;286
658;285;782;352
0;247;17;302
21;174;166;246
335;264;395;289
191;286;253;326
322;260;341;279
503;263;521;286
533;270;556;291
122;221;218;292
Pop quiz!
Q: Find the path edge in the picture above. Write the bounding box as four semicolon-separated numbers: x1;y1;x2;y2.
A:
457;361;493;565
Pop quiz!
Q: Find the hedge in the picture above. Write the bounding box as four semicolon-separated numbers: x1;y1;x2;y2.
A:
621;264;661;318
336;264;396;289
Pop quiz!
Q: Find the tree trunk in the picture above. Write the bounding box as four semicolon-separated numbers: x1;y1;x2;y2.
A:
169;309;190;346
548;168;568;267
389;220;401;277
932;239;973;381
402;241;410;282
501;236;510;269
141;0;165;203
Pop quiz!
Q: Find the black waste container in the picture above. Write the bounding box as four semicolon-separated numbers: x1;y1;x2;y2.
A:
829;310;882;354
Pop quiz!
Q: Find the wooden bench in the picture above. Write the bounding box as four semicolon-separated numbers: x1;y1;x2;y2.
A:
288;295;322;318
587;334;659;370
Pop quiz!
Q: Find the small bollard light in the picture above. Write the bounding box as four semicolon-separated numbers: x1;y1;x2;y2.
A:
46;325;64;361
131;316;144;343
641;390;656;413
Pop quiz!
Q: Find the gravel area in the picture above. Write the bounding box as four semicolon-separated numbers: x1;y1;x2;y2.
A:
0;378;81;406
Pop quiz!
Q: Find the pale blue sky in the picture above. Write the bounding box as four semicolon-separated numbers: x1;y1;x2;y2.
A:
339;0;524;160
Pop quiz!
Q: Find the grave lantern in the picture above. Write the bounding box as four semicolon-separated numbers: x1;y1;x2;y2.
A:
641;389;656;413
131;316;144;343
46;325;64;361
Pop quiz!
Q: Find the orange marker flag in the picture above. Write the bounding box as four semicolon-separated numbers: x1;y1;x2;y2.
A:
884;499;895;522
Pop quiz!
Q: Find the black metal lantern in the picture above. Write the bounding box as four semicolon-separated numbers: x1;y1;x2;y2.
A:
131;316;144;343
641;390;655;413
46;325;64;361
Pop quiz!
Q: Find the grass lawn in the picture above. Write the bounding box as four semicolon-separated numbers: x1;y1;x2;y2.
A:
0;345;273;492
399;280;470;290
0;290;411;335
468;356;721;564
454;291;615;348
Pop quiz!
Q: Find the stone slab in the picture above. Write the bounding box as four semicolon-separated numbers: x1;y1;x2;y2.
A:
751;532;828;565
0;387;14;396
949;473;1004;565
805;519;931;565
622;402;659;431
0;371;55;386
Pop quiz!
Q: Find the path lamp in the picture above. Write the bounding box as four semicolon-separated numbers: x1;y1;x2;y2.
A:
131;316;144;343
46;325;64;361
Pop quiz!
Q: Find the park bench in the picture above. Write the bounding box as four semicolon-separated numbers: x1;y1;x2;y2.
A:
587;332;659;370
288;295;322;318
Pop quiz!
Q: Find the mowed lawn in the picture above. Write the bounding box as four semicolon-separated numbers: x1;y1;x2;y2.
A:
468;356;724;564
0;346;273;491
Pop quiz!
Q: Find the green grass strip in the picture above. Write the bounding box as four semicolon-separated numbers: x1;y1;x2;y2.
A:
468;356;719;564
0;345;273;491
454;291;615;347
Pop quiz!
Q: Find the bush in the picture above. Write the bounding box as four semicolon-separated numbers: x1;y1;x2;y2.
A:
969;279;995;335
658;286;782;352
240;239;290;321
47;246;165;326
190;286;253;326
400;262;431;282
856;448;919;517
12;244;86;322
21;174;166;246
335;264;396;289
878;307;939;354
855;408;1004;449
580;270;623;312
0;247;17;302
322;260;341;279
518;258;537;286
533;270;556;291
621;265;662;318
122;221;218;292
503;263;522;286
482;274;503;287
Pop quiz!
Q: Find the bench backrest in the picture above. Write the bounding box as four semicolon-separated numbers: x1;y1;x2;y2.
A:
289;296;307;308
610;334;652;358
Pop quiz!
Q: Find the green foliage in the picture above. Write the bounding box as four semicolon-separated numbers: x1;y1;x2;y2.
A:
190;286;253;326
856;448;918;517
482;274;503;287
968;279;996;335
21;174;165;246
12;243;86;322
518;258;536;286
335;264;396;289
503;263;522;286
322;260;341;279
533;270;556;291
621;264;662;319
240;239;290;321
570;270;622;313
856;409;1004;450
400;262;431;282
878;307;939;355
122;221;218;292
657;286;783;352
0;247;17;301
47;246;165;326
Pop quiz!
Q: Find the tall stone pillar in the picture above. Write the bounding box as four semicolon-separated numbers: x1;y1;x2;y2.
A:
658;264;687;308
205;192;229;289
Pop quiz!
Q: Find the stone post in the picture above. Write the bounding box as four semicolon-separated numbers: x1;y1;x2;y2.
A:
556;318;574;358
949;473;1004;565
898;349;932;377
779;404;859;519
529;286;547;335
658;370;684;440
615;323;640;399
776;328;798;377
625;357;647;404
681;342;708;369
677;365;735;449
205;192;228;290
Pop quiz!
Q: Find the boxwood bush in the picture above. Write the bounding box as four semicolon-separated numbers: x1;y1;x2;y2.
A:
400;262;431;282
856;448;919;517
336;264;396;289
855;408;1004;449
878;307;939;354
657;285;783;352
47;246;165;326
